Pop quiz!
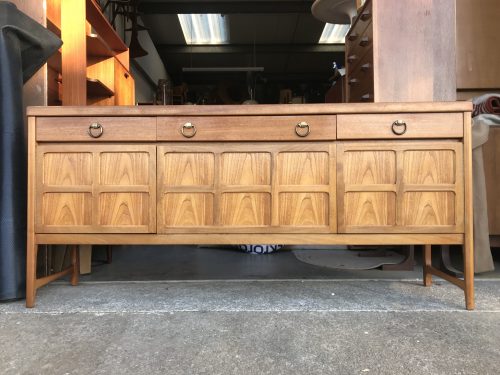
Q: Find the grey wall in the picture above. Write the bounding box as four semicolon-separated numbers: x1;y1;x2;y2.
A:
115;14;169;104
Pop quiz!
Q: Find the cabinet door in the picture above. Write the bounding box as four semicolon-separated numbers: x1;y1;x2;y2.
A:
157;143;336;233
337;141;464;233
36;144;156;233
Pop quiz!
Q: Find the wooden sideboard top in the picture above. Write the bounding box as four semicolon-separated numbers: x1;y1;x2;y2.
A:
27;102;472;117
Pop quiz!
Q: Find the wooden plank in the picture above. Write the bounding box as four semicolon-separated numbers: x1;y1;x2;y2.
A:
85;0;127;52
35;233;465;245
26;102;473;117
114;58;135;105
26;116;38;308
463;111;475;310
329;143;337;233
456;0;500;89
427;266;465;290
36;117;156;142
46;0;61;31
337;113;464;139
35;266;73;289
372;0;456;102
61;0;87;105
87;56;115;97
157;115;337;141
79;245;92;274
423;244;432;286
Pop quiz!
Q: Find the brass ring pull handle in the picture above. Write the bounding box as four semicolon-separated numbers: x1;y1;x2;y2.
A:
295;121;310;137
181;122;197;138
88;122;103;138
391;120;407;135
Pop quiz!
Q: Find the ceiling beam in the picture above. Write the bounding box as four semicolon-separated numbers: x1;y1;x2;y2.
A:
139;1;314;14
157;44;345;54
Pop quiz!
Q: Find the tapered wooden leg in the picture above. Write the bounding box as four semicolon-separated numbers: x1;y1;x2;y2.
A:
423;244;432;287
463;240;475;310
26;243;38;308
70;245;80;286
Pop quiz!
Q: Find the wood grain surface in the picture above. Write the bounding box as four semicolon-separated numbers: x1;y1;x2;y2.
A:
337;113;464;139
157;115;337;141
36;144;156;233
158;143;334;233
337;141;463;233
26;102;472;117
36;117;156;142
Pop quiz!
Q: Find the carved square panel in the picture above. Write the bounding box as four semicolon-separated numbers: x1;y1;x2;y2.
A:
163;153;214;186
43;153;92;186
344;151;396;185
99;193;149;226
279;193;328;226
163;193;214;227
42;193;92;226
221;153;271;186
220;193;271;226
100;152;149;185
402;192;455;226
403;150;455;184
277;152;329;185
345;192;396;227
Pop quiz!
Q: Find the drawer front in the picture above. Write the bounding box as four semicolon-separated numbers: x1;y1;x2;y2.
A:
337;113;464;139
157;116;337;141
346;22;373;72
36;117;156;142
347;49;374;103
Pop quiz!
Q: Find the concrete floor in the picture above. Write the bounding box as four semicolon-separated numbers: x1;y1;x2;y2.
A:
1;246;500;374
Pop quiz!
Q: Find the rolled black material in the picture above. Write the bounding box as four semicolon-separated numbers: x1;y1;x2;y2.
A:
0;1;61;301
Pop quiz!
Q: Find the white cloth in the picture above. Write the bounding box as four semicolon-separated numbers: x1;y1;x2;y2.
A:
472;114;499;273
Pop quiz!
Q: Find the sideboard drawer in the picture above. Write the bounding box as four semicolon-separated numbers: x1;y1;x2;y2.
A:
157;116;336;141
36;117;156;142
337;113;464;139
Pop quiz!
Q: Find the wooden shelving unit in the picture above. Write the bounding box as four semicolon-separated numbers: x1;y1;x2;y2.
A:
46;0;134;106
87;78;115;97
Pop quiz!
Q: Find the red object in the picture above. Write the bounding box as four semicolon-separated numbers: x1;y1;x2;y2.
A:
473;95;500;117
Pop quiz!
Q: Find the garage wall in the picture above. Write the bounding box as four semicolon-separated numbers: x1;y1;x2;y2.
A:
115;15;169;104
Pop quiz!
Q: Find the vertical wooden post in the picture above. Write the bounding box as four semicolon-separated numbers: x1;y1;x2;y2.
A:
61;0;87;105
26;116;37;308
463;111;475;310
70;245;80;286
423;245;432;286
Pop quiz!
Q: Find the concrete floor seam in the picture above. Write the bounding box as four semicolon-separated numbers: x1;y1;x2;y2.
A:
53;278;500;284
3;309;500;315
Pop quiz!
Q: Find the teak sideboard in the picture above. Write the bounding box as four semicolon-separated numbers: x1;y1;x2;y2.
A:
26;103;474;309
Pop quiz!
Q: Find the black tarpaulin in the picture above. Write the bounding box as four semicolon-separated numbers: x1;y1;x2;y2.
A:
0;1;61;301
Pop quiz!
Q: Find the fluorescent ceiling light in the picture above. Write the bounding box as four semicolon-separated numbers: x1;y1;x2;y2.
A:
318;23;350;44
183;67;264;72
178;14;228;44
